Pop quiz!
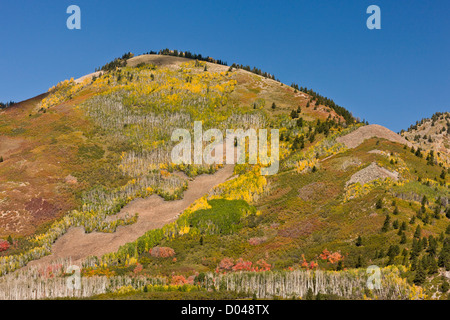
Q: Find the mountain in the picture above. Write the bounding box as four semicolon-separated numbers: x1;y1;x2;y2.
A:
0;51;449;300
401;112;450;166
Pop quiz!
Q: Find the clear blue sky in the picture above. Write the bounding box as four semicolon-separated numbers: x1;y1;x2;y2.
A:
0;0;448;132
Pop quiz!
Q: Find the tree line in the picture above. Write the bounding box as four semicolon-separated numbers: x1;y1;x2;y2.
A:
290;83;354;124
0;101;15;109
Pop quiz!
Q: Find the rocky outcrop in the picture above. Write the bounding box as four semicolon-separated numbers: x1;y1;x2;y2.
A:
337;124;412;149
346;162;398;187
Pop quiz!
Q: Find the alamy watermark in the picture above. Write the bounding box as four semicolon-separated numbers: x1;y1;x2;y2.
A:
66;5;380;31
171;121;279;175
366;265;381;289
66;5;81;30
66;265;81;290
367;5;381;30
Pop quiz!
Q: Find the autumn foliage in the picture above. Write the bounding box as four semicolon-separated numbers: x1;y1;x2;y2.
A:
216;257;271;273
0;240;10;252
319;249;344;264
149;246;175;258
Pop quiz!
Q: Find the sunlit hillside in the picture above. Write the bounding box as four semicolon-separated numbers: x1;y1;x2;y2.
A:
0;51;449;300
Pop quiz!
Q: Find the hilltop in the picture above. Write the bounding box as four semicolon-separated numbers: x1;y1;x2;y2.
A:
401;112;450;166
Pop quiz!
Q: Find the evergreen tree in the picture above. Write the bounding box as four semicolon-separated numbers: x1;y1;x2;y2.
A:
400;233;407;244
440;279;449;293
393;220;399;229
422;237;428;248
290;109;298;119
414;225;422;238
400;221;407;231
413;262;426;285
356;255;363;268
355;235;362;247
387;245;400;265
428;257;439;275
381;214;391;232
304;288;314;300
438;238;450;270
376;198;383;209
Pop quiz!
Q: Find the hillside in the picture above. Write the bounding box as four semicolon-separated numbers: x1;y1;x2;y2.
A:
0;51;449;300
401;112;450;166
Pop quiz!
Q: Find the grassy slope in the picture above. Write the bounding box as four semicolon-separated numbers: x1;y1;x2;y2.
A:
1;53;449;299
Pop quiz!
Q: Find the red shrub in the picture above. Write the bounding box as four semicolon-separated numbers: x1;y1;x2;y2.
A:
232;258;253;271
319;249;343;264
171;275;188;285
149;246;175;258
0;240;10;252
218;257;234;270
133;263;143;274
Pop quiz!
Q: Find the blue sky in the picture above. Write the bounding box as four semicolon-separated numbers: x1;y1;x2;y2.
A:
0;0;448;132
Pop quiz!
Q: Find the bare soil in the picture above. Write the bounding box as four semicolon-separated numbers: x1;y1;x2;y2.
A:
346;162;398;187
337;124;412;149
27;164;235;267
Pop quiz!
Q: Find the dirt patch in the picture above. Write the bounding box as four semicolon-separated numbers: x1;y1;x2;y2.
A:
248;237;268;245
337;124;412;149
25;197;60;224
64;175;78;184
277;218;322;238
340;157;362;171
346;162;398;187
298;182;340;201
0;136;26;159
368;149;389;156
27;164;235;266
74;71;103;84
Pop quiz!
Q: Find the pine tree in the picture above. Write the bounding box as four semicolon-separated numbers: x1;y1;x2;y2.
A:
393;220;399;229
290;110;298;119
438;238;450;270
356;255;363;268
356;235;362;247
305;288;314;300
376;198;383;209
413;262;426;285
381;214;391;232
414;225;422;238
400;221;407;231
440;279;449;293
428;257;439;275
400;233;407;244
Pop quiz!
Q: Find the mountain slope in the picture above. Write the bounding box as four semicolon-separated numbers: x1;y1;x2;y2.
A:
401;112;450;166
0;51;449;300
